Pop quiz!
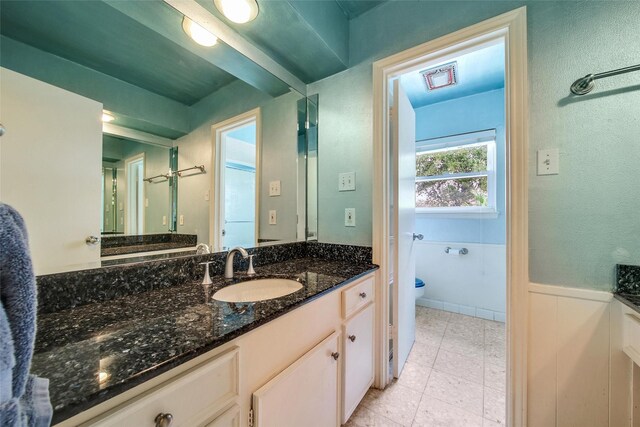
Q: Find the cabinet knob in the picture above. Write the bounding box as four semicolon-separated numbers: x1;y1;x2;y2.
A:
331;352;340;360
359;292;367;299
155;413;173;427
348;335;356;342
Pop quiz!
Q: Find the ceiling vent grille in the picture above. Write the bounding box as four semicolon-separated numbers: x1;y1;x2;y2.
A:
421;61;458;91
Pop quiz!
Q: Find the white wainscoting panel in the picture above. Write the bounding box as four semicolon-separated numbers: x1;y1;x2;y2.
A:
414;241;506;317
528;283;614;427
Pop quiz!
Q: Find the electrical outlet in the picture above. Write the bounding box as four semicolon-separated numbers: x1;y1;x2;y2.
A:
537;149;559;175
269;181;281;196
269;210;277;225
339;172;356;192
179;214;184;226
345;208;356;227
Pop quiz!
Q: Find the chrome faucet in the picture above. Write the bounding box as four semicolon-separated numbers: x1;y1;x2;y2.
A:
225;246;249;279
195;243;210;254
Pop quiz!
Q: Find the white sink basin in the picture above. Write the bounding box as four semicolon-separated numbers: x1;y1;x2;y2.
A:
212;278;303;303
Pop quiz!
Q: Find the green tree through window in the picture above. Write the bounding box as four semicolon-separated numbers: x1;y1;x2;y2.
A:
416;145;489;208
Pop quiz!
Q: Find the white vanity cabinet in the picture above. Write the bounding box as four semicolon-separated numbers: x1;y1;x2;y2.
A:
70;272;377;427
252;332;341;427
341;303;375;424
86;348;240;427
340;275;375;424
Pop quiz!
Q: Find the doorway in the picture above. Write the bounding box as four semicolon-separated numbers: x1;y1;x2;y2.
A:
124;153;145;234
371;8;529;427
211;109;261;252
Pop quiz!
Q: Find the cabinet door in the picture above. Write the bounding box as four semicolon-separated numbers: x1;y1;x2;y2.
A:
342;304;375;424
253;332;340;427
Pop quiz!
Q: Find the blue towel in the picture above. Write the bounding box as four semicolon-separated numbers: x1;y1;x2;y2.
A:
0;204;52;426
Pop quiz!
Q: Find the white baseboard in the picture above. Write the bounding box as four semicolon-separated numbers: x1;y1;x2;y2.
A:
417;297;506;322
528;282;612;302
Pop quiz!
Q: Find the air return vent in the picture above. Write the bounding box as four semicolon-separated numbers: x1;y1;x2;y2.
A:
421;61;458;91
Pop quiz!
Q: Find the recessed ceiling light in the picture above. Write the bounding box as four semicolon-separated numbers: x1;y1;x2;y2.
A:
421;61;458;91
214;0;259;24
182;17;218;47
101;112;115;123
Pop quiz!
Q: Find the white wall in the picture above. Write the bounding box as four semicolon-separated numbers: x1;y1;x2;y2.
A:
0;67;103;275
415;241;506;320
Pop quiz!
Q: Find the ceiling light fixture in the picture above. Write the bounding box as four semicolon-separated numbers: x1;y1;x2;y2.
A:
101;112;115;123
213;0;259;24
182;16;218;47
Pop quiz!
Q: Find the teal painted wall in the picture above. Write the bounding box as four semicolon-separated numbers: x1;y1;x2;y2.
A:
414;89;506;245
313;1;640;290
307;63;373;246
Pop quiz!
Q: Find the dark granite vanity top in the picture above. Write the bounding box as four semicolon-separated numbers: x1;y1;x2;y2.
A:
32;257;377;424
100;233;197;257
614;264;640;313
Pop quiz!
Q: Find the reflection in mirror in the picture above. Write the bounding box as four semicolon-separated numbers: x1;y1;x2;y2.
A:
0;0;319;274
298;95;319;241
216;116;258;250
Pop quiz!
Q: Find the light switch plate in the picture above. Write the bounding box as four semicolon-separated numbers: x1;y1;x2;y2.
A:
269;181;281;196
269;210;277;225
179;214;184;226
162;215;167;225
345;208;356;227
339;172;356;191
144;198;149;208
204;190;210;201
537;148;559;175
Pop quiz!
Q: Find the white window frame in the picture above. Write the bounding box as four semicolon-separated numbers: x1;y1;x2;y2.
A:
415;129;497;217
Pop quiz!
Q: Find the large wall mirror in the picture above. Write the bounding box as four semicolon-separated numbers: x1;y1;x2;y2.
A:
0;0;318;275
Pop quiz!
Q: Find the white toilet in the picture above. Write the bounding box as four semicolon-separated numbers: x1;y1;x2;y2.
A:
415;278;426;300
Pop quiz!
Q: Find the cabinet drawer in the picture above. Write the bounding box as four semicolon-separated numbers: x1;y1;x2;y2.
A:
88;347;239;427
342;276;374;319
342;304;374;424
624;313;640;365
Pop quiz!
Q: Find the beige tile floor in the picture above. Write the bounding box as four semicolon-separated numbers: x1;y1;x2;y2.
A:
345;306;506;427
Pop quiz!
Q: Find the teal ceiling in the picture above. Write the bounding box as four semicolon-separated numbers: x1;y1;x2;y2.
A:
0;1;236;105
335;1;386;19
400;42;505;109
0;0;388;137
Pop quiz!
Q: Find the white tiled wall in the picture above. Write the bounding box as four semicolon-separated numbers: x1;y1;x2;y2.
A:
414;241;506;320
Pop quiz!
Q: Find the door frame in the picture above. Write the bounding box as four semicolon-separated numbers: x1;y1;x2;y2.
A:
372;7;529;426
210;108;261;252
124;152;145;235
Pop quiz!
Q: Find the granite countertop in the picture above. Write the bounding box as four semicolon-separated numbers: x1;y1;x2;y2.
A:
614;293;640;313
31;257;378;424
614;264;640;314
101;241;196;257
